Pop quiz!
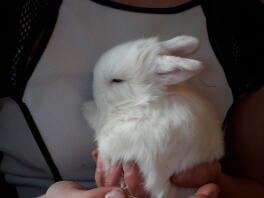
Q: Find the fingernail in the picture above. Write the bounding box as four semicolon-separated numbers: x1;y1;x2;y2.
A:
105;189;124;198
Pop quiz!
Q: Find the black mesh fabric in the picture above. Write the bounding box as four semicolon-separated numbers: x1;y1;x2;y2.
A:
200;0;264;100
10;0;49;88
3;0;263;100
1;0;63;188
199;0;264;175
3;0;62;99
1;0;264;195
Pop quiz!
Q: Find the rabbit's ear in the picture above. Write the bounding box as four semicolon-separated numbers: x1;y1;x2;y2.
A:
155;55;203;85
160;36;199;56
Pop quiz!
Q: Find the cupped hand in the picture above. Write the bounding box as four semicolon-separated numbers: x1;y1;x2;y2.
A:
188;183;220;198
170;162;221;187
92;150;221;198
121;163;220;198
38;180;127;198
92;150;148;197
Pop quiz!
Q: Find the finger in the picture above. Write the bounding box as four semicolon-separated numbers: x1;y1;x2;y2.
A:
96;158;123;187
193;183;220;198
92;150;99;161
46;181;86;194
105;188;128;198
171;162;221;187
96;157;106;186
45;181;126;198
123;162;150;198
92;150;104;187
45;181;88;197
84;187;127;198
105;162;123;187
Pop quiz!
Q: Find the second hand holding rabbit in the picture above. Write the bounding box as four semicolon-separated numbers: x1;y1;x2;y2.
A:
92;150;221;198
83;36;224;198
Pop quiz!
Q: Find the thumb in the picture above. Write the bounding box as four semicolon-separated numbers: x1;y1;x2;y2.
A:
87;187;127;198
193;183;220;198
43;181;126;198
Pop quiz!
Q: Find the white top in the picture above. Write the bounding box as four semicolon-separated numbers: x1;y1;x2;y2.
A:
0;0;233;197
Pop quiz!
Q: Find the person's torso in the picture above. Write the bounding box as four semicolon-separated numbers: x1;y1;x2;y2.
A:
0;0;233;197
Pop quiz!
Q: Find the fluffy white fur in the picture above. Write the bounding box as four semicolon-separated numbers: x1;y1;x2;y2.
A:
83;36;224;198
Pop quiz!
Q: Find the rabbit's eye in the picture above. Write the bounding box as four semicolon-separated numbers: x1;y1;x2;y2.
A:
111;79;124;83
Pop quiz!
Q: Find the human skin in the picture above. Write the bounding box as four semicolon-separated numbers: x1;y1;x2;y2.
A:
216;87;264;198
39;87;264;198
97;1;264;195
92;150;221;198
37;180;219;198
94;87;264;198
38;158;220;198
38;181;127;198
39;0;264;196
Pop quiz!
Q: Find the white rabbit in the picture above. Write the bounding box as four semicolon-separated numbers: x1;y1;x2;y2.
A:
83;36;224;198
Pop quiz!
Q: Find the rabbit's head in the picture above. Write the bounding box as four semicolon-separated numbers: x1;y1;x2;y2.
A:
92;36;202;111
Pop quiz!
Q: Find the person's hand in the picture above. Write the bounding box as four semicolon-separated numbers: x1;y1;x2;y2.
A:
171;162;221;198
120;162;220;198
170;162;221;188
187;183;220;198
38;180;127;198
92;150;221;198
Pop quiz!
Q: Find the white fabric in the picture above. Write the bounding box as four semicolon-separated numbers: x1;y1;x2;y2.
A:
1;0;233;197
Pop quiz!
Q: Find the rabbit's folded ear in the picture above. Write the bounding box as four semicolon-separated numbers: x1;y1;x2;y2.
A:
155;55;203;85
160;36;199;56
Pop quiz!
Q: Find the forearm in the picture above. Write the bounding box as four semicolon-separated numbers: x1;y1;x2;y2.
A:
218;88;264;197
216;173;264;198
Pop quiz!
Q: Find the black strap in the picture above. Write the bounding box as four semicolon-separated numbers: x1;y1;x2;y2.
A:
15;100;62;182
91;0;199;14
2;0;63;183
